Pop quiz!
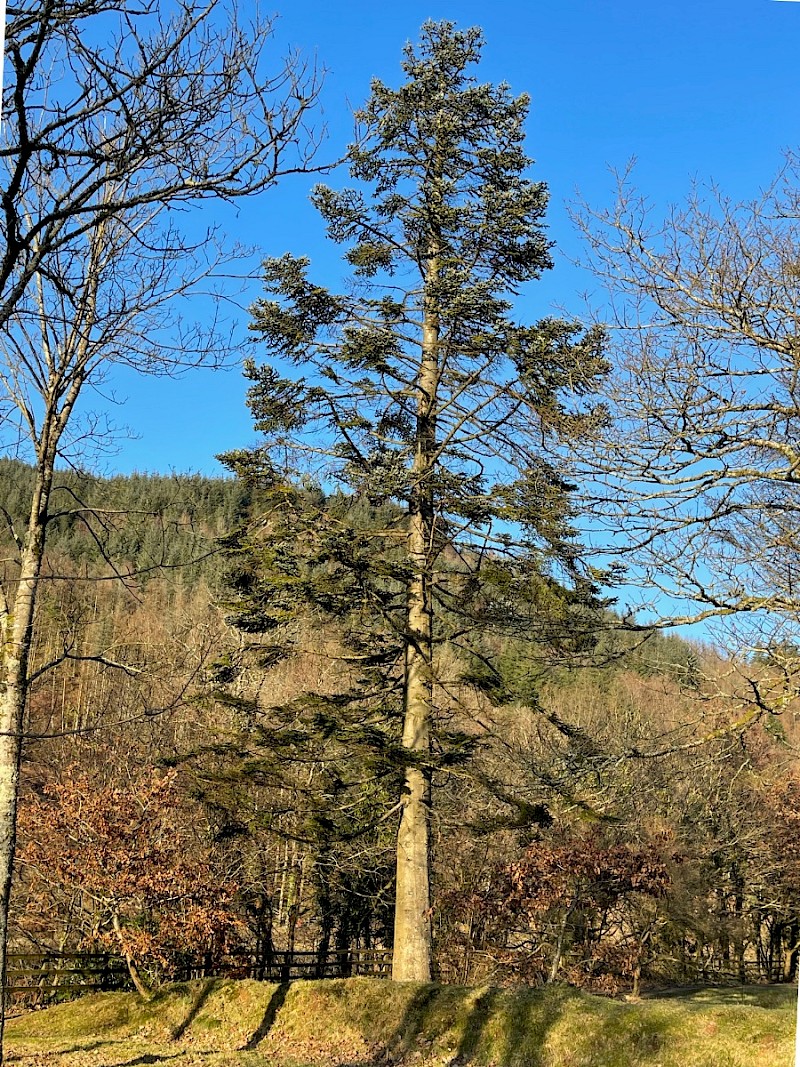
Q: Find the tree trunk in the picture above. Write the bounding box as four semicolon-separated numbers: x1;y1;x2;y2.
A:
0;464;52;1058
548;905;574;984
0;693;26;1054
283;855;305;980
783;921;799;983
314;857;334;978
392;249;439;983
335;909;352;978
253;893;274;980
111;912;152;1000
392;608;433;980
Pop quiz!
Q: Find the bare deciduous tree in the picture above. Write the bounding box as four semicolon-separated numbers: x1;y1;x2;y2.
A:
0;0;321;1051
1;0;320;328
576;157;800;678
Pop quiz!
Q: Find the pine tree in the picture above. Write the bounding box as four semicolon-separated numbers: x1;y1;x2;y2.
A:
221;21;607;980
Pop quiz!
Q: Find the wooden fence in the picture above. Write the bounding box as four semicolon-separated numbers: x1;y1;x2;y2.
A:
5;951;130;1006
3;947;394;1007
178;947;394;982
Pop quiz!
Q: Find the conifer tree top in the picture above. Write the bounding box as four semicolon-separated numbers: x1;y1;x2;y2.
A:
313;20;552;297
237;20;607;573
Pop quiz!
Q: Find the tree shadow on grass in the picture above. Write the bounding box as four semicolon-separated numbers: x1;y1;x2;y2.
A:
114;1055;183;1066
28;1039;110;1055
7;1040;116;1061
386;985;439;1062
242;981;291;1050
497;987;570;1067
9;1037;171;1062
455;987;500;1064
169;978;218;1041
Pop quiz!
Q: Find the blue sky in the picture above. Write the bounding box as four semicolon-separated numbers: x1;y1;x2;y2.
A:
104;0;800;476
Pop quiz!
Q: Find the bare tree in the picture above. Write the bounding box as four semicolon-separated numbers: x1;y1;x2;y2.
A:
1;0;319;328
0;0;321;1051
576;157;800;679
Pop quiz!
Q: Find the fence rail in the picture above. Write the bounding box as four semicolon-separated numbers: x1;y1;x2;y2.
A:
179;947;393;982
5;951;130;1005
3;946;394;1007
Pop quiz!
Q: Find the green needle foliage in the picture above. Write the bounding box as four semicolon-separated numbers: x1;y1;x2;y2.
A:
218;21;608;979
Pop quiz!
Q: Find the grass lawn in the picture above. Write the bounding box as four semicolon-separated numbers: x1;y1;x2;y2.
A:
5;977;796;1066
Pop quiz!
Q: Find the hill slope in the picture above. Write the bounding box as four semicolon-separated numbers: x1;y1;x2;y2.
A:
7;977;796;1067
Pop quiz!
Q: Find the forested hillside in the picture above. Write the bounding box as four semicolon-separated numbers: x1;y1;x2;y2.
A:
4;460;800;998
2;13;800;1055
0;458;251;581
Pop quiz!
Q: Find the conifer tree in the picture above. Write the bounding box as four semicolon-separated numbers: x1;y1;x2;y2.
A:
222;21;607;980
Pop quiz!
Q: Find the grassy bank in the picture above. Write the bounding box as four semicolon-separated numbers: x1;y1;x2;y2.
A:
6;977;796;1066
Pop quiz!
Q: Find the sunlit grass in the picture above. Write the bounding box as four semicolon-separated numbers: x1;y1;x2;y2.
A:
6;978;796;1066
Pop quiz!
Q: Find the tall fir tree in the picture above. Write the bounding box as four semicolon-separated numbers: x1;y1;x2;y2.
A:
221;21;608;980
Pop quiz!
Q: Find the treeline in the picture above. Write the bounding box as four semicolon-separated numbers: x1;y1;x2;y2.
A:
5;465;800;995
0;458;250;582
